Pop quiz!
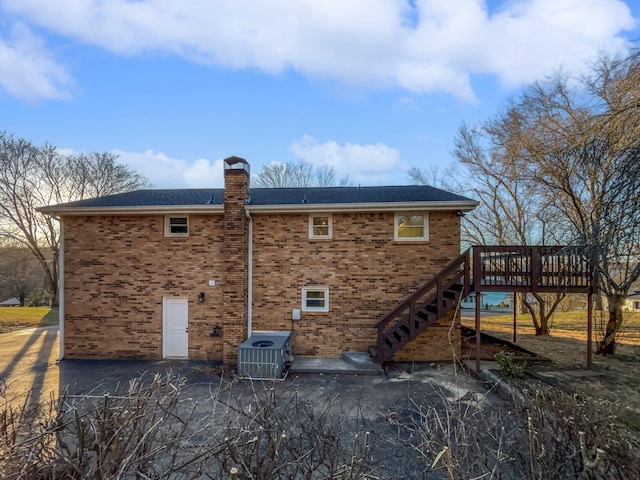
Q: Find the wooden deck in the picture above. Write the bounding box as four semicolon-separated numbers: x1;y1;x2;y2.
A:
372;246;594;366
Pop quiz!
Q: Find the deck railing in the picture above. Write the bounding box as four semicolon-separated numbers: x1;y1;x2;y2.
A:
472;245;591;293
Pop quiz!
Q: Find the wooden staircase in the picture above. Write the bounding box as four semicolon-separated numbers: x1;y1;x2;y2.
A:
370;250;472;363
370;245;592;363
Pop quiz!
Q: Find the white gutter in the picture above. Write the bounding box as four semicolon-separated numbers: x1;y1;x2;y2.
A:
244;207;253;337
39;200;479;217
39;205;225;216
245;200;479;214
58;218;65;360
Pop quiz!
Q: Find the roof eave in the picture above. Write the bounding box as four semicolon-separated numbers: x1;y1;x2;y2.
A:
245;200;480;213
39;200;480;216
38;205;225;216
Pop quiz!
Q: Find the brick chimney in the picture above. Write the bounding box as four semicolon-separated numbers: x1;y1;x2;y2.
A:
222;156;250;364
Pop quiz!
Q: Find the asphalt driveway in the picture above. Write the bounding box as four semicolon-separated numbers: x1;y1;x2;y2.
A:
0;325;60;404
0;325;512;478
0;324;502;411
0;325;217;403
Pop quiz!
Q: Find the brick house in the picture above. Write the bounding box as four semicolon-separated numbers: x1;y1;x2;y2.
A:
41;157;478;364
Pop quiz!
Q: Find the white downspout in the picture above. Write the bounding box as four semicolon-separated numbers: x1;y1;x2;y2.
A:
245;208;253;337
58;217;65;360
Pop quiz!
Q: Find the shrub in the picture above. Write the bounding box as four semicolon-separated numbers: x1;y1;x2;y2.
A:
494;350;526;378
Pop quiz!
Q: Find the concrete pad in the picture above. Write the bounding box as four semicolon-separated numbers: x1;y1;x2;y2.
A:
560;370;603;379
289;356;382;375
534;371;573;381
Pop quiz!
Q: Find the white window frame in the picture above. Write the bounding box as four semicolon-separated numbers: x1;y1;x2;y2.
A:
394;212;429;241
164;215;189;237
302;287;329;312
309;214;333;239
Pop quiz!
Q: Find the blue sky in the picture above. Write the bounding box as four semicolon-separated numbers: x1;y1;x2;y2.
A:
1;0;638;189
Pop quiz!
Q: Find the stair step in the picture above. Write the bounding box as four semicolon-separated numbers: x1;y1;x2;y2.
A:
425;304;438;313
392;331;403;342
443;289;459;299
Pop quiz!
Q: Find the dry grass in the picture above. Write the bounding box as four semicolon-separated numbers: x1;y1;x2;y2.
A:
464;309;640;346
463;309;640;433
0;307;58;334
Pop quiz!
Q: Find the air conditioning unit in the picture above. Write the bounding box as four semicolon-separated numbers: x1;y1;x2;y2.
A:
238;331;292;379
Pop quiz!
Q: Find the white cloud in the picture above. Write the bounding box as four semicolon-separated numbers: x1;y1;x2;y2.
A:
0;0;636;101
0;23;72;101
112;150;225;188
484;0;635;86
290;135;406;184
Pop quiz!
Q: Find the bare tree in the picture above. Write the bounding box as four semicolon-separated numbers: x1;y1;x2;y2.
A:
455;123;570;333
453;124;553;246
407;164;457;191
409;132;565;332
516;52;640;353
0;132;149;306
454;50;640;350
0;244;46;306
253;159;350;187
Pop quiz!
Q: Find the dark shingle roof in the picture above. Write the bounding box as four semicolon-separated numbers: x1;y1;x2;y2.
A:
50;189;225;208
41;185;478;212
250;185;471;205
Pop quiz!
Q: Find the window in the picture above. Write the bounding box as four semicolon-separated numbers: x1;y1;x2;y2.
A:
394;212;429;241
309;214;332;239
302;287;329;312
165;215;189;237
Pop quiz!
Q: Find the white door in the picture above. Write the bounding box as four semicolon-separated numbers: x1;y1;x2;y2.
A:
163;297;189;358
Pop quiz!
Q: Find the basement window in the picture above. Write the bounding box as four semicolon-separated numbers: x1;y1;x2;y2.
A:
165;215;189;237
309;214;332;239
302;287;329;312
395;212;429;241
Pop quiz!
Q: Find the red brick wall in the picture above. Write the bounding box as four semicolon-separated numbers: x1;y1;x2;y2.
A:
250;211;462;361
62;208;462;362
62;214;226;360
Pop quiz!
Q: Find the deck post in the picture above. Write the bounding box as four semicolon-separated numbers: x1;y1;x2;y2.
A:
531;247;541;293
512;292;517;343
475;291;481;372
587;291;593;370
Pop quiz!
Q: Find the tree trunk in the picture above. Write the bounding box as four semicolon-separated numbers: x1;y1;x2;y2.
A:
514;292;523;315
43;251;59;308
522;299;545;335
522;292;564;335
598;293;624;355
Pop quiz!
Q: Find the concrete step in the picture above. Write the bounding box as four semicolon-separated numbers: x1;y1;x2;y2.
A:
341;351;384;374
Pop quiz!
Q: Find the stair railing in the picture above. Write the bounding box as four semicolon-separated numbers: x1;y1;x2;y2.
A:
374;249;471;360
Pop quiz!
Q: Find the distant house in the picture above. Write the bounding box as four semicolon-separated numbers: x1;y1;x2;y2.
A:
461;292;510;309
40;156;478;364
0;297;20;307
624;291;640;312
